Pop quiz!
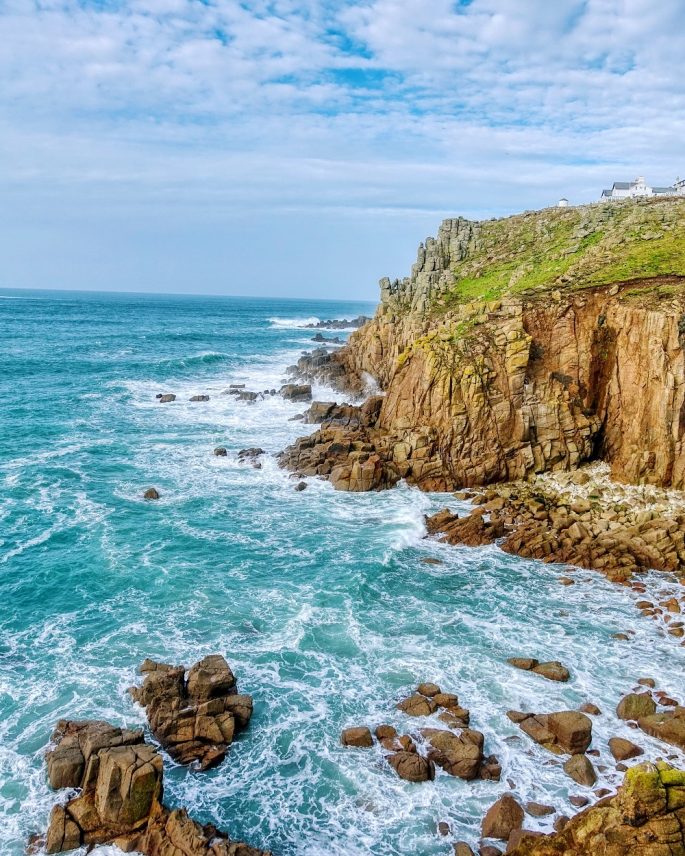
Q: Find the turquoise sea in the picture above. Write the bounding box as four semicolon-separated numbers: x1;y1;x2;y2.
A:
1;289;683;856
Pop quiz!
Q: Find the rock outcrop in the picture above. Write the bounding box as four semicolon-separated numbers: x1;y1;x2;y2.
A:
507;761;685;855
41;718;269;856
424;473;685;583
129;655;253;770
282;198;685;500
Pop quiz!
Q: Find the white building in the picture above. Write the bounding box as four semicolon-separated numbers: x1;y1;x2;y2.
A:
558;197;569;208
600;176;684;201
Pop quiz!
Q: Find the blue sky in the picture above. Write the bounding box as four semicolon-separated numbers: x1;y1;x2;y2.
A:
2;0;684;299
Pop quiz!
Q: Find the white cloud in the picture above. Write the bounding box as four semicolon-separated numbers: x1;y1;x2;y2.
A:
1;0;684;295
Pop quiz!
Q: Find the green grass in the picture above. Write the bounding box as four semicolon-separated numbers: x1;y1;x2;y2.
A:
434;198;685;310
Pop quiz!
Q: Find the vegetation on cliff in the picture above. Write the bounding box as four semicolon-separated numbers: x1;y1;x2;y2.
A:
415;197;685;309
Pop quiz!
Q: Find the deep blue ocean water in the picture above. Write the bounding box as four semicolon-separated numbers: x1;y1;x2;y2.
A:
1;289;684;856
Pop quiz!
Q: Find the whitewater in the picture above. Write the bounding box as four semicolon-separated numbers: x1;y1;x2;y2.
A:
0;289;683;855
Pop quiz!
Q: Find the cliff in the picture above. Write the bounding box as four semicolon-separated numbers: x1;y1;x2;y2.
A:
285;197;685;492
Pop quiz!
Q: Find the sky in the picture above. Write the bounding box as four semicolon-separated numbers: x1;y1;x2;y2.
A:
1;0;685;300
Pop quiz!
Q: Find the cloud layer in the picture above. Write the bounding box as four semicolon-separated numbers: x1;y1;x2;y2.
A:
2;0;684;296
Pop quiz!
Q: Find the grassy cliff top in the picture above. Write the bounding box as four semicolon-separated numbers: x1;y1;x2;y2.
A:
441;196;685;307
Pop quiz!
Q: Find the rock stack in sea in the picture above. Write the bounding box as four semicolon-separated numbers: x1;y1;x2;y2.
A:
41;718;269;855
129;654;253;770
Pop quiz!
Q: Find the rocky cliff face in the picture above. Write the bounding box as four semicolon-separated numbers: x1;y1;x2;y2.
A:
291;197;685;492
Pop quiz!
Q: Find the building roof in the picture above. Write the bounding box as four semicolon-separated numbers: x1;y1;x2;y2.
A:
653;186;675;194
612;182;632;190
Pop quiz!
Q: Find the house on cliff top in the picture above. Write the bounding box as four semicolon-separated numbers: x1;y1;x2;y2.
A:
601;175;684;200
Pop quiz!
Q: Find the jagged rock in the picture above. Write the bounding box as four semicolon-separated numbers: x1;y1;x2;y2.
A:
158;394;175;403
236;390;259;402
507;658;570;682
42;717;269;856
506;762;685;855
237;447;265;464
609;737;644;761
481;794;524;840
306;316;370;330
425;508;506;546
214;447;228;457
341;727;373;748
190;394;210;402
421;728;484;780
386;751;435;782
143;488;160;500
563;754;596;786
508;710;592;755
616;692;657;721
129;655;252;770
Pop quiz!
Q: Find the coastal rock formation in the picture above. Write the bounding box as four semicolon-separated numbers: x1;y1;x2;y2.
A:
283;198;685;503
424;473;685;582
507;710;592;755
507;761;685;855
41;718;268;856
341;684;499;785
129;655;253;770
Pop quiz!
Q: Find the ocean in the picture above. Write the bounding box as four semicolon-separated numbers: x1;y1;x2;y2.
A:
0;289;682;855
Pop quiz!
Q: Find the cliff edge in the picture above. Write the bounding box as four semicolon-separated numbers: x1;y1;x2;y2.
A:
284;197;685;492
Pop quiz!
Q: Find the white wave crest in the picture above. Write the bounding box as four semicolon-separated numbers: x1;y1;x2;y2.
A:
268;316;320;329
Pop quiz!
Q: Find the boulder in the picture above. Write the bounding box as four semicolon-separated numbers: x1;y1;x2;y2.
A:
510;710;591;755
638;708;685;751
143;488;160;500
158;394;175;403
214;447;228;457
237;447;265;465
547;711;593;754
507;658;569;682
397;693;436;717
481;794;524;841
386;751;434;782
608;737;644;761
454;844;475;856
129;655;251;770
190;395;210;402
341;727;373;748
616;692;657;721
563;754;597;786
417;682;441;697
525;802;554;817
279;384;312;402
